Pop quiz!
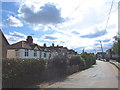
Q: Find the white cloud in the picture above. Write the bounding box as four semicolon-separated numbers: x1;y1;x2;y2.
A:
18;3;65;25
3;0;119;53
5;31;44;45
5;31;26;44
40;30;97;50
33;24;56;31
0;23;2;28
6;16;23;27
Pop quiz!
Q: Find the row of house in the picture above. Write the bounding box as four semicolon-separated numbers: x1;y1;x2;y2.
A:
0;30;77;60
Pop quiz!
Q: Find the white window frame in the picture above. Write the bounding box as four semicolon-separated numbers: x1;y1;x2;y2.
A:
25;49;29;56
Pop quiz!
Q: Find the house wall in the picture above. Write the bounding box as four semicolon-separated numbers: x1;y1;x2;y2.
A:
19;49;52;60
2;38;8;59
41;52;51;60
0;31;2;90
50;51;58;59
0;31;9;59
7;48;75;60
7;49;51;59
7;49;16;59
19;49;40;59
0;32;2;60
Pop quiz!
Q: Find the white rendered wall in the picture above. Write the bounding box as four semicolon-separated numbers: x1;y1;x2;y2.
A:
7;49;16;59
19;49;40;59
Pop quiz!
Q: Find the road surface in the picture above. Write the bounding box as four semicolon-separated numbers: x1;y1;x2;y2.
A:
37;60;119;88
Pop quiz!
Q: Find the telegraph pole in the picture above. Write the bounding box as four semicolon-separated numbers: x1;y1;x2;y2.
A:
94;49;96;54
100;40;104;59
82;48;85;53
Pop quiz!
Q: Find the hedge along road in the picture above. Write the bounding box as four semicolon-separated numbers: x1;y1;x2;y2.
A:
37;60;119;88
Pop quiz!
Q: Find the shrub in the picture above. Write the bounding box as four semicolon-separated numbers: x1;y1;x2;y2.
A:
69;55;86;70
50;55;68;69
49;55;68;77
2;58;46;79
80;52;96;69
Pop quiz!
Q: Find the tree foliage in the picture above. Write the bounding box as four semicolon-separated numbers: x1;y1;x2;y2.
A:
113;33;120;56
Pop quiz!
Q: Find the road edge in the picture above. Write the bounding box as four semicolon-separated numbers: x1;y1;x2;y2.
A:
109;61;120;70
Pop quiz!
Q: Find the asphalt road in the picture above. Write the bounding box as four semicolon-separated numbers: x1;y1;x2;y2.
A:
38;60;119;88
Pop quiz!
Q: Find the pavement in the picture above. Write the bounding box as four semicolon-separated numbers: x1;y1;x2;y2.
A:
109;60;120;70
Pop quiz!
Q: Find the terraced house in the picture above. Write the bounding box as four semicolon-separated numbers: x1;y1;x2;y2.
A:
7;36;77;60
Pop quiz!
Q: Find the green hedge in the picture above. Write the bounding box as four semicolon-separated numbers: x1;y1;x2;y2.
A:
69;55;86;70
2;58;46;79
80;52;96;68
69;52;96;69
3;53;96;80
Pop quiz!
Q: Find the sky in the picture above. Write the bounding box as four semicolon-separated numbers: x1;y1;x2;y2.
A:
0;0;119;53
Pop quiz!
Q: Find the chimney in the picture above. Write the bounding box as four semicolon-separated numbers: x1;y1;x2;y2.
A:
52;43;54;47
43;43;46;47
26;36;33;44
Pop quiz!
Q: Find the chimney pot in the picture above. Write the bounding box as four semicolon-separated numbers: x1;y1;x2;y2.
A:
26;36;33;44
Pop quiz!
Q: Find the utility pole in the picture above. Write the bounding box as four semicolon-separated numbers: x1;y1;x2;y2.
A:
100;40;104;59
82;48;85;53
94;49;96;54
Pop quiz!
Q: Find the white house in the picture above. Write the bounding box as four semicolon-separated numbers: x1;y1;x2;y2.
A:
7;36;77;60
7;36;50;59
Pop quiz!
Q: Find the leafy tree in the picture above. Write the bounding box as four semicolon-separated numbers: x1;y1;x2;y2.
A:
113;33;120;56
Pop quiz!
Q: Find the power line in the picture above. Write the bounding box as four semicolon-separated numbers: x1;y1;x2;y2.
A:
104;0;114;30
66;0;87;19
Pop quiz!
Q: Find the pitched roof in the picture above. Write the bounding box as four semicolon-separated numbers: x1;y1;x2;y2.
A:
8;41;32;49
0;29;9;45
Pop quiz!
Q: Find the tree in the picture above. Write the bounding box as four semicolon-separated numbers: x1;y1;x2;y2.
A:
113;33;120;56
112;33;120;62
69;55;86;70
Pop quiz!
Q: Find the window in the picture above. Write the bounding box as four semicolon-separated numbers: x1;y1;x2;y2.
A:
49;54;51;59
15;49;19;57
25;49;29;56
34;50;37;57
44;53;46;57
40;52;41;58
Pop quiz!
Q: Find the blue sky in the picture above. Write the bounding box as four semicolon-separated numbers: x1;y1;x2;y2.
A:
0;0;119;53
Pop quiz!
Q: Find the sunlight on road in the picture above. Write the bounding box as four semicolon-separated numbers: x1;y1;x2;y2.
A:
37;60;119;88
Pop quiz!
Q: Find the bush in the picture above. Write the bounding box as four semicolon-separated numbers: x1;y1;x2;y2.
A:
50;55;68;69
49;55;68;77
2;58;46;79
80;52;96;69
69;55;86;70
